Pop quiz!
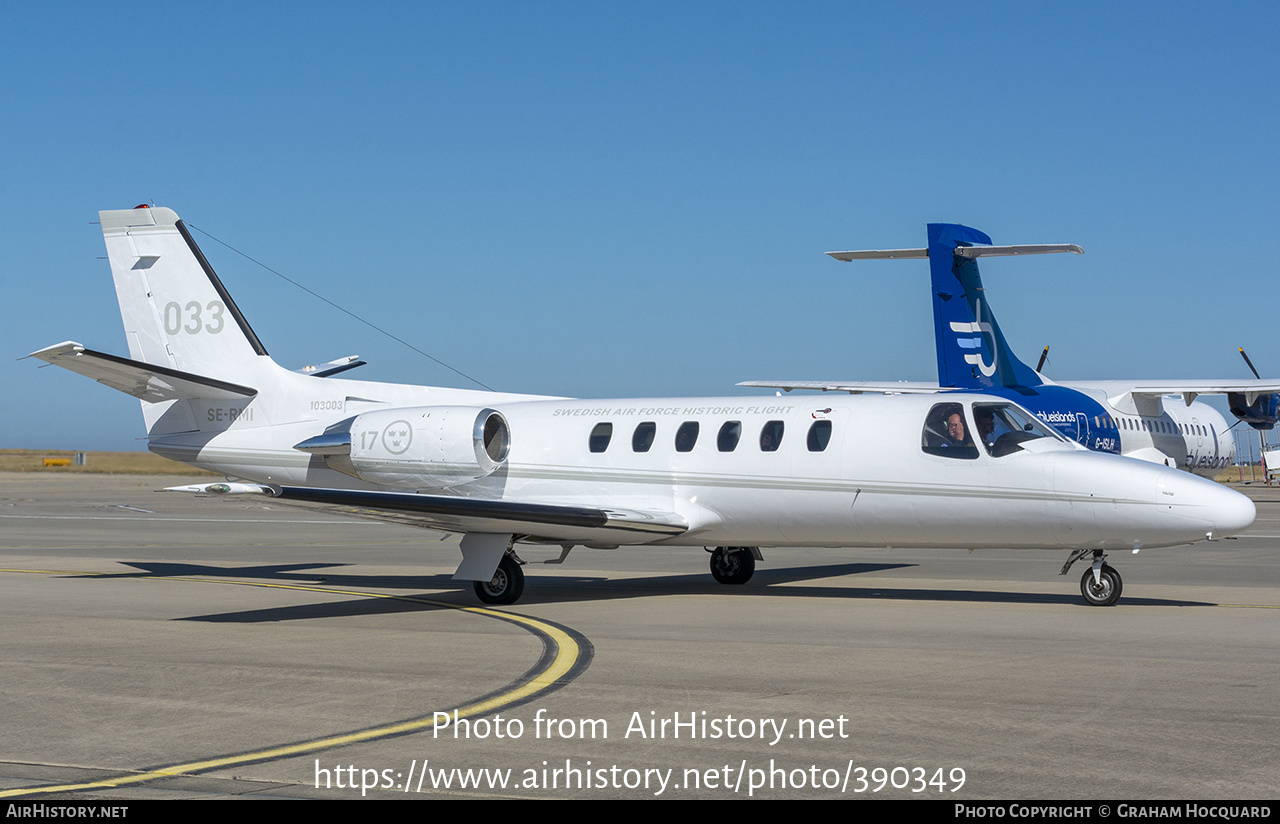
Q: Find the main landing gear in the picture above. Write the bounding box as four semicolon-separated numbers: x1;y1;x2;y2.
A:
708;546;757;585
474;553;525;605
1061;548;1123;607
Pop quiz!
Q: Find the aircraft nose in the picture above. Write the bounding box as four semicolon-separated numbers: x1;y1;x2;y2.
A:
1207;484;1255;537
1158;471;1255;538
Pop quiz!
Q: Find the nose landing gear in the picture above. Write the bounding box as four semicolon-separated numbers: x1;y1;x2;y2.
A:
1080;563;1122;607
1062;548;1123;606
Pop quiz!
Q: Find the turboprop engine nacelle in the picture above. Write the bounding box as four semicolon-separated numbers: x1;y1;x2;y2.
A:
346;406;511;489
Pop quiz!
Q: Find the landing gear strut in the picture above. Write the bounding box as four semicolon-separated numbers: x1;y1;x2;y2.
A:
474;553;525;605
708;546;756;585
1062;548;1123;607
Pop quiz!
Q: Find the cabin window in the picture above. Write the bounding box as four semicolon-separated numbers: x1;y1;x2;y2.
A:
807;420;833;452
973;402;1064;457
717;421;742;452
760;420;785;452
632;421;656;452
589;422;613;453
675;421;700;452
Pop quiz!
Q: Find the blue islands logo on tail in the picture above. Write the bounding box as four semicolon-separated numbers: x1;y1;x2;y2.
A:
928;224;1044;391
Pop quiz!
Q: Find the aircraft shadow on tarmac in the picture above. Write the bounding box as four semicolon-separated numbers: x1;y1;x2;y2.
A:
85;560;1216;624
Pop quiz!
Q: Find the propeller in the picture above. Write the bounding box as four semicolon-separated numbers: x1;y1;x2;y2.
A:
1231;347;1279;432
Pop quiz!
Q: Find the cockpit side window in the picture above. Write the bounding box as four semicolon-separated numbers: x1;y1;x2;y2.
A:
922;402;978;459
973;402;1063;457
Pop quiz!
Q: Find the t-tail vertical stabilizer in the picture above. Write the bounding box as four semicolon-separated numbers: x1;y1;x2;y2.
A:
927;223;1046;391
100;205;270;378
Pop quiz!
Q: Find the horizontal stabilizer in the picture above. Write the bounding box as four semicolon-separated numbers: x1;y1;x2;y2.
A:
826;243;1082;262
29;342;257;402
955;244;1083;259
827;248;929;261
294;356;367;378
164;482;274;495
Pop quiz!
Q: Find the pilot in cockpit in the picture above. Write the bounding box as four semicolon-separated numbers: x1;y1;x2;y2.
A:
974;408;996;448
945;412;972;447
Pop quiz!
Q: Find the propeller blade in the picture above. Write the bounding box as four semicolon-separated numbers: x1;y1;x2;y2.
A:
1036;346;1050;373
1240;347;1262;380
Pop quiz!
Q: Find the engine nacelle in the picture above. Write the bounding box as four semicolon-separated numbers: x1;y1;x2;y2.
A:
1228;392;1280;431
348;406;511;489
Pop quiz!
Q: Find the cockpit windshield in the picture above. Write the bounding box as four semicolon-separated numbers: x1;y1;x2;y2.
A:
923;401;1067;460
972;402;1064;457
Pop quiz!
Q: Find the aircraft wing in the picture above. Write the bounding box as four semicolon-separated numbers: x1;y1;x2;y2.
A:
29;342;257;402
1063;379;1280;405
737;380;942;394
166;483;689;543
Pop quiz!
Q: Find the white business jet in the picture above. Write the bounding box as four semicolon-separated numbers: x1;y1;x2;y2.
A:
30;207;1256;607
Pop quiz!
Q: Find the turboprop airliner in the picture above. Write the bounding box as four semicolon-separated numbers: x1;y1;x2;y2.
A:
745;223;1280;477
29;206;1257;607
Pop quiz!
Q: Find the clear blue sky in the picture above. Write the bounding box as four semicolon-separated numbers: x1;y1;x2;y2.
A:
5;2;1279;451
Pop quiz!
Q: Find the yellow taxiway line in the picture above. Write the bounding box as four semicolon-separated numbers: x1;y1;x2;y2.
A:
0;570;586;798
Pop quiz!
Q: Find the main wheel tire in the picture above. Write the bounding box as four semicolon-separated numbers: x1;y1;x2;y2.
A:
709;547;755;585
1080;563;1122;607
474;554;525;605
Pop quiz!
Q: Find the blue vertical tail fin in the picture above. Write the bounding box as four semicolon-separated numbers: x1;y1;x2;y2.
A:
927;223;1045;390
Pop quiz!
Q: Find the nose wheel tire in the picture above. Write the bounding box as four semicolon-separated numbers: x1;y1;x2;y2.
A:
474;554;525;605
1080;563;1122;607
709;547;755;585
